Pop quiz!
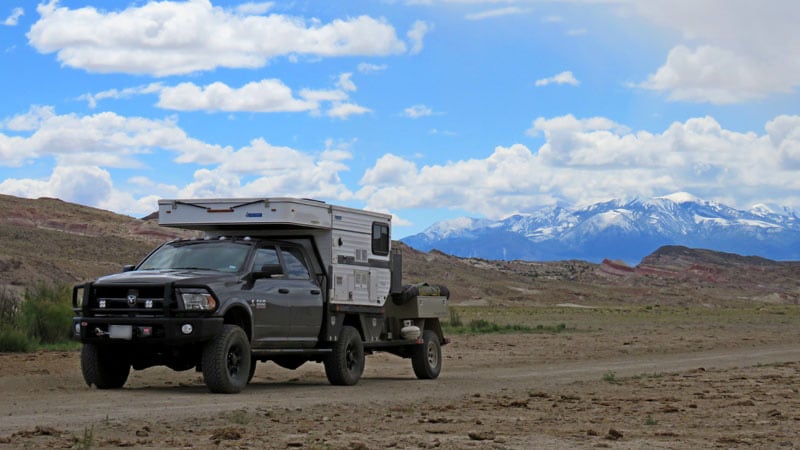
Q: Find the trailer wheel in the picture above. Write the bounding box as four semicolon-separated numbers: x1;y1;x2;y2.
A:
81;343;130;389
324;326;364;386
202;324;251;393
412;330;442;380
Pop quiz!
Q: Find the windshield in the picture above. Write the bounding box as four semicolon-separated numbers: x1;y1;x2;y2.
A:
138;241;252;273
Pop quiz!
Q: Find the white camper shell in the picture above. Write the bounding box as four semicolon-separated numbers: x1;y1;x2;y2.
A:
158;197;393;308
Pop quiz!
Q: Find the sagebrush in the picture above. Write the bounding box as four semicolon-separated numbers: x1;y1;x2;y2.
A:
0;283;73;351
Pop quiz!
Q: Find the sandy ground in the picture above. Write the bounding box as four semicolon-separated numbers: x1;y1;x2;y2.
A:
1;306;799;449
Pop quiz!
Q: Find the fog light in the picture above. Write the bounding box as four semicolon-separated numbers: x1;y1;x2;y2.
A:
181;324;193;335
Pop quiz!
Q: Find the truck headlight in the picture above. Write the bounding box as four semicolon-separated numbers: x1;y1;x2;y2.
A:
178;288;217;311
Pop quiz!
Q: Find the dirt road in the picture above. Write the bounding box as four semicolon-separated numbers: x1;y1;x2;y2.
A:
2;314;800;449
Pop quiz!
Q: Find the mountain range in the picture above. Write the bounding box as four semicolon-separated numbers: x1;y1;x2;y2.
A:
401;193;800;263
1;193;798;307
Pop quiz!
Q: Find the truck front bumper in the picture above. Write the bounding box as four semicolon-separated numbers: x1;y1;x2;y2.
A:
73;316;224;345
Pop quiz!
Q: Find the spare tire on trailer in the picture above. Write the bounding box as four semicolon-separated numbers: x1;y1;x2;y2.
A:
392;283;450;305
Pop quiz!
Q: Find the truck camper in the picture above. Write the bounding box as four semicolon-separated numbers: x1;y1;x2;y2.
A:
72;198;449;393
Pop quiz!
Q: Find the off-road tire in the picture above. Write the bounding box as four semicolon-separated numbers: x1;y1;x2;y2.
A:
246;358;257;384
324;326;364;386
202;324;251;393
81;343;130;389
411;330;442;380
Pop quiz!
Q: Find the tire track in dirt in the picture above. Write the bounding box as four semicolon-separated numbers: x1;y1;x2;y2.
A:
2;343;798;435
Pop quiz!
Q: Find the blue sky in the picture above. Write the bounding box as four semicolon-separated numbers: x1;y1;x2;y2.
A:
1;1;799;238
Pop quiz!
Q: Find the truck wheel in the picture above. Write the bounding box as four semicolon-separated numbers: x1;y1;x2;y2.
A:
247;358;257;384
324;326;364;386
412;330;442;380
202;324;251;393
81;343;130;389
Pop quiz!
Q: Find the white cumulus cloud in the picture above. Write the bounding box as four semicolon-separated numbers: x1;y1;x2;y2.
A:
0;106;229;168
403;104;435;118
407;20;431;55
535;71;580;87
3;7;23;26
0;165;113;208
0;108;357;216
157;80;315;113
327;103;372;120
79;83;164;109
27;1;410;76
81;75;369;117
625;0;800;104
358;114;800;219
357;63;388;74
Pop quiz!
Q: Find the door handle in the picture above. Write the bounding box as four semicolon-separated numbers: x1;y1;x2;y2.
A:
278;288;290;294
310;289;321;295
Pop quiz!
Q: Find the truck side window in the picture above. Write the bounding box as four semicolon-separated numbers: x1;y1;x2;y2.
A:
280;247;311;279
372;222;390;256
252;247;280;272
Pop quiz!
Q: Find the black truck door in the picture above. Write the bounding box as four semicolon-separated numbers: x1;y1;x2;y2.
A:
278;246;324;346
248;246;292;347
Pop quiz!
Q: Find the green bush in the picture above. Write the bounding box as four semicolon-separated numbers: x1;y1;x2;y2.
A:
0;283;74;351
20;284;73;345
443;317;571;335
0;327;35;352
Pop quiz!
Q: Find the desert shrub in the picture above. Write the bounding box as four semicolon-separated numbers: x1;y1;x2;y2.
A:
0;287;35;352
443;317;571;335
19;283;73;345
0;327;34;352
0;285;20;324
448;308;463;327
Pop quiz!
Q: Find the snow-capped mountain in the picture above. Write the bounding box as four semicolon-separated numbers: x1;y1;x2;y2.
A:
401;193;800;263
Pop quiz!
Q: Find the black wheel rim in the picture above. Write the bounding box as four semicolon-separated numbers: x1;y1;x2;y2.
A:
345;342;357;371
227;344;242;378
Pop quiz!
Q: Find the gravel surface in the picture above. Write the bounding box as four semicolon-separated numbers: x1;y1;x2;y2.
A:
1;308;799;449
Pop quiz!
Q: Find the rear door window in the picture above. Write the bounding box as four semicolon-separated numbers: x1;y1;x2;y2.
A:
280;247;311;279
252;246;280;272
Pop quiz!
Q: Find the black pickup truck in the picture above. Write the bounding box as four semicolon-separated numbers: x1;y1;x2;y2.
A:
73;235;448;393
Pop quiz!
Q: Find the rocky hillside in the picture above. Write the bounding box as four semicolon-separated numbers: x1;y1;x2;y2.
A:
0;194;193;289
1;195;797;306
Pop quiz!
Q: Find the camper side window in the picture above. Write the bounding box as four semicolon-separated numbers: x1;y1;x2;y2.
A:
372;222;390;256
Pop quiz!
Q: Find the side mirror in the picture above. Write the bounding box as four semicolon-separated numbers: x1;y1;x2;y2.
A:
251;264;284;280
122;264;136;272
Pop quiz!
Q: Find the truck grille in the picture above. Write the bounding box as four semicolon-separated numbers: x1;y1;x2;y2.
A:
88;285;174;317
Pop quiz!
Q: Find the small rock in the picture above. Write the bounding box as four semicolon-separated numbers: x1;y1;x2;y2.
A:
605;428;623;440
468;431;495;441
209;427;243;441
